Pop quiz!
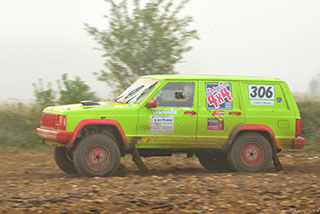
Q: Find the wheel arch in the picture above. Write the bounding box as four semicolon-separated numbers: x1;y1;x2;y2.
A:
66;119;128;154
225;124;280;152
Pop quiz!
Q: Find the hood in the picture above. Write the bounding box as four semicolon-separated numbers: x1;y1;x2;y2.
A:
43;101;138;115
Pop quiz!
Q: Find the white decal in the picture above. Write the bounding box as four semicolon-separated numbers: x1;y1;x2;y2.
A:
152;108;177;115
248;85;275;100
251;100;274;105
150;116;174;134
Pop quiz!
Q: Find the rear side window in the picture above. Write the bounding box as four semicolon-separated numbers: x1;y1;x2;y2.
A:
241;82;289;111
154;82;195;107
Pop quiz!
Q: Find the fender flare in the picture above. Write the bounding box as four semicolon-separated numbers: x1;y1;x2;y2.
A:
226;124;281;150
66;119;128;149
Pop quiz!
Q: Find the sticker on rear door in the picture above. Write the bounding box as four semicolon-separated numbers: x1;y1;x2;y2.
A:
205;82;233;109
248;85;274;100
250;100;274;105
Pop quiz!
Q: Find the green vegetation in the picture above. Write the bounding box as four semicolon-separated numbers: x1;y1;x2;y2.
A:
33;73;98;107
56;73;98;105
0;73;99;148
298;101;320;151
0;102;43;148
32;80;56;107
85;0;198;94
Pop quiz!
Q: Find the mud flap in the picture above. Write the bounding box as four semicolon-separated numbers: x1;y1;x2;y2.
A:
271;142;283;171
130;142;148;173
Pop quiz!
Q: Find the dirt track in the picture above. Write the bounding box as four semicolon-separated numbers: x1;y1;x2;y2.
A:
0;148;319;214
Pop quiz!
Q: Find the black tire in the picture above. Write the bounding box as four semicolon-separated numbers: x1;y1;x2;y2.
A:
227;133;272;172
197;152;232;171
73;134;120;177
54;147;77;174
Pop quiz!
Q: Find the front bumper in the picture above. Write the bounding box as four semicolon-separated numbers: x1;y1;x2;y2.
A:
292;136;306;149
36;128;72;143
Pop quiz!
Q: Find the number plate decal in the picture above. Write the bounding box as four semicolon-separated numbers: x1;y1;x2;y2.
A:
248;85;275;100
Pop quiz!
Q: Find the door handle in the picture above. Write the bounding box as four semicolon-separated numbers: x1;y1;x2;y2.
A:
184;111;197;115
229;111;242;115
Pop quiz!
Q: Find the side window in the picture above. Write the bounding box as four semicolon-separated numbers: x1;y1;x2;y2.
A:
205;82;233;109
154;82;195;107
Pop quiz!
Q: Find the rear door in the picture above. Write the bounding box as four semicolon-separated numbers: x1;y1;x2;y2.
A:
197;80;245;147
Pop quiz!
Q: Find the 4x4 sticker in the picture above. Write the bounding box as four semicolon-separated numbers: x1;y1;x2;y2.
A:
206;82;233;109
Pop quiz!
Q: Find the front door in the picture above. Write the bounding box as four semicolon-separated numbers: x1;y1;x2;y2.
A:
197;80;245;148
137;81;198;148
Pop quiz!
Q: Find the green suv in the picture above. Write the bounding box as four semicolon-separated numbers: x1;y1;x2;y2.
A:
36;75;305;177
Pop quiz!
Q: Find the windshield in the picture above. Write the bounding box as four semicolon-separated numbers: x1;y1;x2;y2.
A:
115;78;159;104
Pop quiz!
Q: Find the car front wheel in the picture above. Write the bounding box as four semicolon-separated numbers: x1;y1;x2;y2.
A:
73;134;120;177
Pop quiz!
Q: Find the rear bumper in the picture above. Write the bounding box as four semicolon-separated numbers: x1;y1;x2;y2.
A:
292;136;306;149
36;128;72;144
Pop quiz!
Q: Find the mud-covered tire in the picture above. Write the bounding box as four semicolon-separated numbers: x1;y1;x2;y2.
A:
197;152;231;171
73;134;120;177
227;133;272;172
54;147;77;174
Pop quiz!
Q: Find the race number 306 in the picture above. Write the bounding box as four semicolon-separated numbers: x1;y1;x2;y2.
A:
248;85;275;100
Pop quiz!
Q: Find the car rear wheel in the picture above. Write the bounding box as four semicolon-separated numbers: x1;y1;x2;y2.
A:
227;133;272;172
54;147;77;174
73;134;120;177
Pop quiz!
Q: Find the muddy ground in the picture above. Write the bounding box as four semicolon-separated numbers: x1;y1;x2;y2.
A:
0;148;319;214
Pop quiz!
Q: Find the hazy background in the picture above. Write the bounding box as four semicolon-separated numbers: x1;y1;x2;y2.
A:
0;0;319;102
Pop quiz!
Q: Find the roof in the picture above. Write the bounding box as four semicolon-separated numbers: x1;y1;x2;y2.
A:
140;74;283;82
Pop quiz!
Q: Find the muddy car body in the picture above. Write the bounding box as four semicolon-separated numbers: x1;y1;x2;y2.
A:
37;75;305;176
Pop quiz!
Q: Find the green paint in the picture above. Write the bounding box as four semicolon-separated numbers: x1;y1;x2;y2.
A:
39;75;302;150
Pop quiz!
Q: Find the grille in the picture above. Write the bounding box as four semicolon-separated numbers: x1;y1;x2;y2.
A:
41;113;59;129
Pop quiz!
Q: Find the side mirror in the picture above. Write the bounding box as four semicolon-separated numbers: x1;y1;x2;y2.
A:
146;99;158;108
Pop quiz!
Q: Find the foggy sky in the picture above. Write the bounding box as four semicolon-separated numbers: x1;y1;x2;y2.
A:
0;0;319;102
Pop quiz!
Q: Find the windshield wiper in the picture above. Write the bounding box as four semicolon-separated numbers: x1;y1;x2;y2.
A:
134;83;158;103
127;82;158;104
114;85;144;102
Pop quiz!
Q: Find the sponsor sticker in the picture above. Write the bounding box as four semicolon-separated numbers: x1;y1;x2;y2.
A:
150;116;174;134
251;100;274;105
152;108;177;115
207;118;224;130
213;110;225;116
206;82;233;110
